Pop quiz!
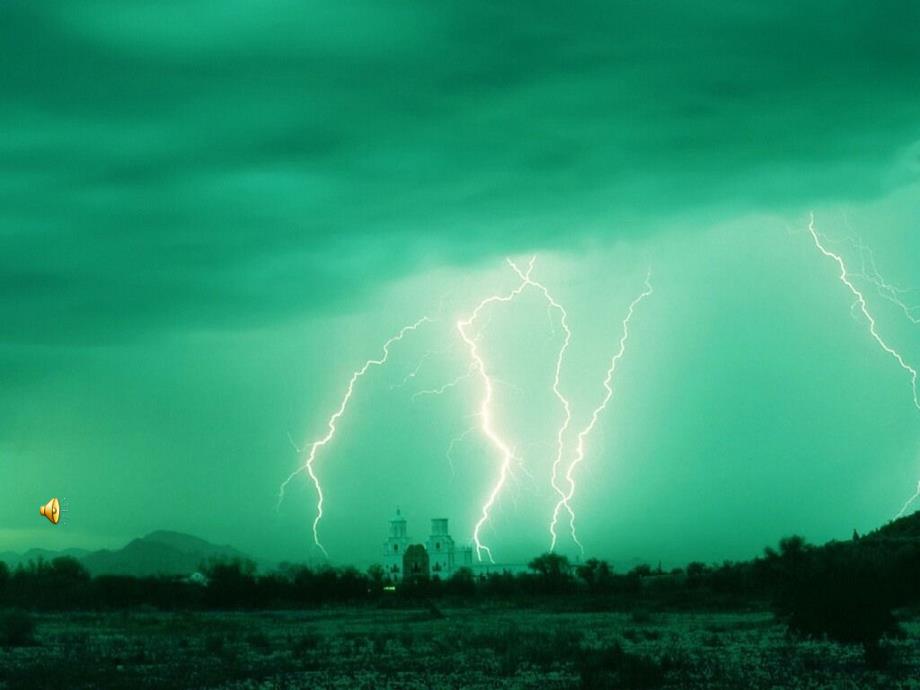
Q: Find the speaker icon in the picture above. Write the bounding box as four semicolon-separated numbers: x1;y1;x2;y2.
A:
40;497;61;525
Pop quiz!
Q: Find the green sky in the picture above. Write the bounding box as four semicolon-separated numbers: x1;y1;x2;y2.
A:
2;2;920;568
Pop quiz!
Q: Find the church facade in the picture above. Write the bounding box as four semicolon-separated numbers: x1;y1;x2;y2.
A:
383;509;473;580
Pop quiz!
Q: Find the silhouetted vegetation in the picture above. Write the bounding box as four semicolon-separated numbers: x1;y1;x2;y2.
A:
576;558;614;592
577;642;671;689
2;512;920;670
527;552;574;593
766;536;906;666
1;536;918;619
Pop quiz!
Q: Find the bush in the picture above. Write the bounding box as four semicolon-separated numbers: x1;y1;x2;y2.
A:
629;608;652;624
246;631;271;652
577;559;614;592
773;545;904;667
446;567;476;596
204;634;225;655
462;625;583;675
527;553;574;593
293;630;322;654
578;643;667;689
0;609;37;647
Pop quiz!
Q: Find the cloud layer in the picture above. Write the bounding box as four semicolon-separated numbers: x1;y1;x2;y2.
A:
3;1;919;344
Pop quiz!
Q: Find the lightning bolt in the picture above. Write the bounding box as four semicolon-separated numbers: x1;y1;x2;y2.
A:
841;213;920;327
806;214;919;411
851;236;920;518
411;364;475;401
390;351;432;390
855;239;920;325
896;480;920;520
278;316;431;555
458;258;535;563
504;259;578;554
849;231;920;520
445;425;478;478
806;214;920;521
552;272;654;554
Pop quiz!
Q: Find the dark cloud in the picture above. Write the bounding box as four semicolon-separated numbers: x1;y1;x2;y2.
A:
2;1;919;344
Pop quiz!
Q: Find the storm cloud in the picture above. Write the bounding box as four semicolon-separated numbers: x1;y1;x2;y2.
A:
3;1;919;343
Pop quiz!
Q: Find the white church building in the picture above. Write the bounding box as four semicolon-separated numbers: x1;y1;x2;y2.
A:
383;509;473;580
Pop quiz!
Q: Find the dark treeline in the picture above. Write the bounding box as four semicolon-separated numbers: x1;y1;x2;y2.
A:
3;520;919;661
3;534;920;613
0;551;774;611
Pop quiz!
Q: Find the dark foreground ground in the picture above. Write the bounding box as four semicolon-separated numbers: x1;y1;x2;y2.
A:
1;607;918;689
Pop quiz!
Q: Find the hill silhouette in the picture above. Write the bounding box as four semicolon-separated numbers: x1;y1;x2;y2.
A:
2;531;249;577
0;548;90;569
861;510;920;542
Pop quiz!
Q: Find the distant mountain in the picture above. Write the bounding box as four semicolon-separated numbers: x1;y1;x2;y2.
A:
2;531;251;577
81;531;248;577
0;547;90;569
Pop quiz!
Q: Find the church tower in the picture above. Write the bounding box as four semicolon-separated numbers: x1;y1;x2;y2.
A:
426;518;456;577
383;508;409;579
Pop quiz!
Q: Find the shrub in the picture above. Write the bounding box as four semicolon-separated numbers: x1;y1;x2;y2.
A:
577;643;667;689
463;625;583;675
0;609;36;647
774;546;904;667
446;567;476;596
246;631;271;652
629;608;652;624
399;629;415;650
204;634;225;655
527;553;574;593
629;564;653;578
577;559;614;592
293;631;322;654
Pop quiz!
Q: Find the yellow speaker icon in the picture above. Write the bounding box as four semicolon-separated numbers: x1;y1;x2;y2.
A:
40;497;61;525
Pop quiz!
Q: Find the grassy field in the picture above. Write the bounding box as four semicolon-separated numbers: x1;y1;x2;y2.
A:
1;606;918;689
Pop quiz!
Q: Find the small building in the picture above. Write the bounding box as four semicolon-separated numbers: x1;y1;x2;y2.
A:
402;544;430;583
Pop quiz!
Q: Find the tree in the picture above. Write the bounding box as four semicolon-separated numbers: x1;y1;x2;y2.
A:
49;556;90;582
204;559;258;608
629;563;652;578
366;564;386;593
576;559;613;592
685;561;708;589
685;562;706;577
778;535;808;560
446;567;476;596
772;539;903;668
528;553;573;593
